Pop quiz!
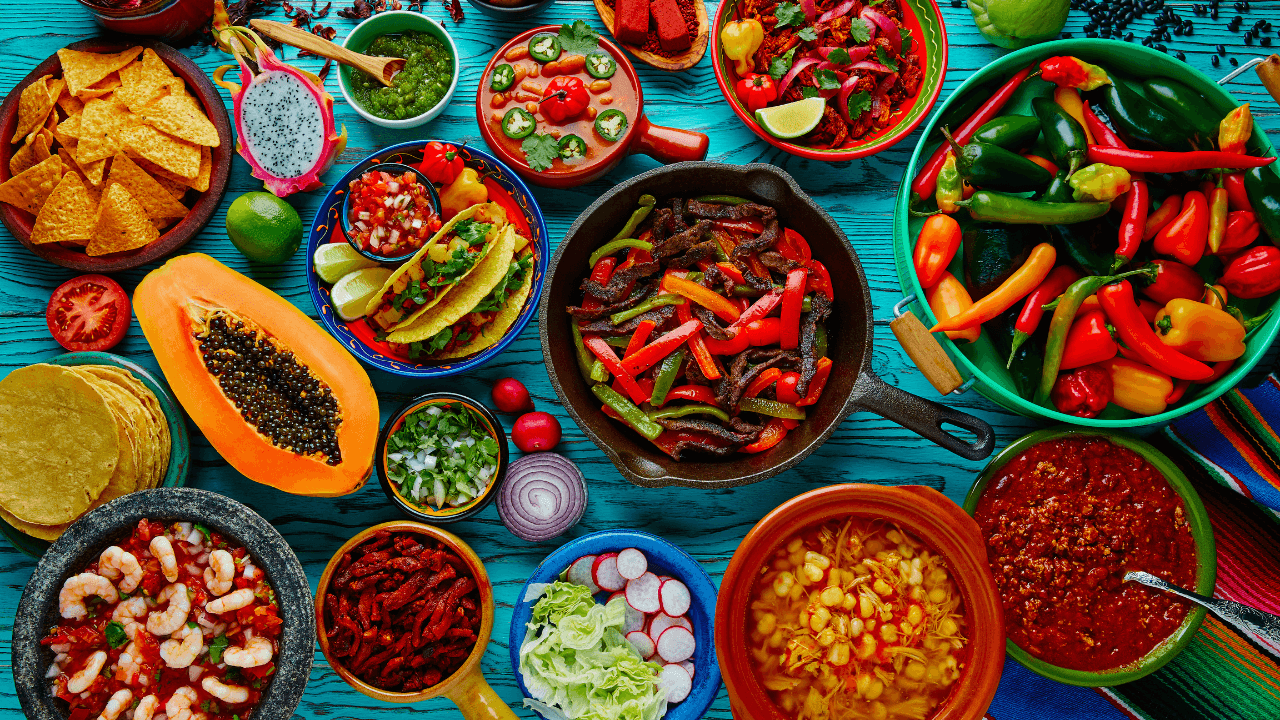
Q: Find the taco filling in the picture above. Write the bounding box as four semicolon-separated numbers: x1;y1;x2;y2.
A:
405;252;535;360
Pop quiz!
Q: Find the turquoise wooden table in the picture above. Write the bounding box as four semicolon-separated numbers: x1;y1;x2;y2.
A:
1;1;1278;717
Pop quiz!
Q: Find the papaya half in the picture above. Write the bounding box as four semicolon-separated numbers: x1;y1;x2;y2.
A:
135;253;378;496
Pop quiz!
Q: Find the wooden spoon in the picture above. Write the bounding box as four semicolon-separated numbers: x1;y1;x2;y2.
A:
249;19;405;87
592;0;709;72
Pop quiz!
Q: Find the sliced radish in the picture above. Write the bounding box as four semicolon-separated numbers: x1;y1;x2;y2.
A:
659;579;691;617
616;548;648;580
648;612;693;638
656;625;695;663
609;592;646;633
567;555;600;594
626;630;656;659
680;660;695;679
660;663;692;703
625;572;662;614
592;553;626;592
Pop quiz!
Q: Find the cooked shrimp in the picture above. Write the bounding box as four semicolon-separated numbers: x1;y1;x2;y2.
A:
203;549;235;596
59;573;118;620
206;588;254;614
150;536;179;583
201;676;250;704
98;546;144;593
165;686;199;720
111;596;149;640
114;642;144;685
66;650;107;694
146;583;191;636
223;635;273;668
160;624;204;669
96;688;132;720
132;695;160;720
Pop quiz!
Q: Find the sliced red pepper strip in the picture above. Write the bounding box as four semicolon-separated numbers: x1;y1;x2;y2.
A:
702;332;750;356
806;259;834;301
1116;178;1149;270
715;261;746;285
780;268;808;350
624;319;657;359
1097;281;1213;381
661;273;741;322
714;218;764;234
742;417;788;453
620;319;703;375
745;254;771;281
665;385;718;404
583;335;649;404
726;290;783;337
778;228;812;264
1081;101;1127;149
1086;146;1277;173
582;256;617;311
745;368;782;398
796;357;832;407
677;301;722;380
613;374;655;399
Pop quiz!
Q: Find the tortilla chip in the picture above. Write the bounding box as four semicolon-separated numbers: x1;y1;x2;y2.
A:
67;145;106;187
119;123;199;179
76;98;135;164
135;93;218;147
30;172;96;246
0;154;63;215
9;127;52;176
88;182;158;255
57;90;84;118
11;75;55;143
152;174;188;201
58;46;141;97
117;49;175;110
76;73;122;101
107;152;187;222
46;77;66;102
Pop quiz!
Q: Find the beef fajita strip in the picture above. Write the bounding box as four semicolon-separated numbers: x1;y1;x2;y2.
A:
720;348;798;410
667;240;720;268
693;304;733;340
580;261;661;302
734;258;774;290
652;220;712;260
670;439;740;460
733;216;781;257
656;417;761;444
798;294;832;395
759;250;801;273
566;282;655;319
704;262;737;296
577;304;678;336
685;200;778;222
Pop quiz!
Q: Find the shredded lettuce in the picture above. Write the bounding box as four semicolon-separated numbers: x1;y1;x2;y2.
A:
520;581;668;720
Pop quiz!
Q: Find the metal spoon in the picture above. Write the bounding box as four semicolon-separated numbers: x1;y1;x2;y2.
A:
249;19;405;87
1125;571;1280;649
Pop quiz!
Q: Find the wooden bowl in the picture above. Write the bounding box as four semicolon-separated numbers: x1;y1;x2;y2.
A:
0;38;232;273
592;0;709;72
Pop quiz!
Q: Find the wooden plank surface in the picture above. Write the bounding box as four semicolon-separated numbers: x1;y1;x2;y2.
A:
0;0;1277;717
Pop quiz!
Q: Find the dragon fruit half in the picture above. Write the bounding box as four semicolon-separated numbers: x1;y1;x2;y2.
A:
212;13;346;197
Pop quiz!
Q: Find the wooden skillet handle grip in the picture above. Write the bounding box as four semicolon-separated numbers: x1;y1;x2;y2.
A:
890;310;965;395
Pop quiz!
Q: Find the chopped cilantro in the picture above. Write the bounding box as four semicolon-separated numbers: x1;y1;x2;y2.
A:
814;69;841;91
452;219;492;248
521;133;560;172
870;0;885;4
473;254;534;314
798;26;818;42
801;87;821;98
558;19;600;55
827;47;852;65
901;27;913;52
847;90;873;119
385;401;503;510
209;634;230;664
849;17;872;44
774;2;806;28
876;46;899;72
768;46;798;81
193;523;211;542
104;621;128;649
186;621;198;629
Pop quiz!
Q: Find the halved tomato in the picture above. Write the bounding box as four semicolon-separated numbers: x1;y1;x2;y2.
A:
45;274;131;352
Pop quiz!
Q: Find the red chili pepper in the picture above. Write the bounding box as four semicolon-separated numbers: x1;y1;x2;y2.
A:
745;368;782;398
1154;191;1208;266
1082;101;1127;149
1206;359;1236;384
581;256;618;311
1051;364;1113;418
912;214;962;289
911;64;1036;200
742;417;788;453
1098;280;1213;380
775;372;803;404
1221;245;1280;299
1008;265;1080;366
735;73;778;113
726;289;783;337
778;228;813;265
418;141;464;185
1165;379;1191;405
620;319;703;374
584;335;649;404
1086;146;1277;173
780;268;807;350
1206;183;1231;254
1143;194;1182;240
1116;179;1149;270
540;76;590;123
1224;173;1253;212
624;319;656;359
806;259;834;301
1060;310;1118;370
1140;259;1205;305
796;357;832;407
665;385;718;404
677;300;722;380
1217;210;1261;255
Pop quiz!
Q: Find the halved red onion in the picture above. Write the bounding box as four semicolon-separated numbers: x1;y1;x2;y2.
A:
851;60;893;73
817;0;858;23
860;7;902;54
496;452;587;542
837;74;863;122
777;56;822;102
801;0;819;20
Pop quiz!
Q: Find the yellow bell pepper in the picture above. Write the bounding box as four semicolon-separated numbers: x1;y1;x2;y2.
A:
1218;103;1253;155
1103;357;1173;416
438;167;488;220
721;19;764;76
1154;298;1246;362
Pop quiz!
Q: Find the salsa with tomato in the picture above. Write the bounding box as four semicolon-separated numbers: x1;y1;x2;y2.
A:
347;169;442;258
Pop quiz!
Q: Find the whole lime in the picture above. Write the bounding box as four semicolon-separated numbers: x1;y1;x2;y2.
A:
968;0;1069;50
226;192;304;264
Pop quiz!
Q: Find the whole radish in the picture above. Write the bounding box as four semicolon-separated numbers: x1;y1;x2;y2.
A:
492;377;534;413
512;411;561;452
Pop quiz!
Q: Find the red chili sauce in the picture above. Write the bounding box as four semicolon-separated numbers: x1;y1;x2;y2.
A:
972;437;1198;671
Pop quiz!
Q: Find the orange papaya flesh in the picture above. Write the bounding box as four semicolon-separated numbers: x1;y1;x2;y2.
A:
135;253;377;496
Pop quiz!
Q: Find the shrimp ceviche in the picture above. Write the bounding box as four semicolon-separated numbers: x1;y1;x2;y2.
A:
42;520;282;720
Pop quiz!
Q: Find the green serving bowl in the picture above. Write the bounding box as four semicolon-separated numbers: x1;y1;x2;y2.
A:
337;10;460;130
892;39;1280;428
962;427;1216;686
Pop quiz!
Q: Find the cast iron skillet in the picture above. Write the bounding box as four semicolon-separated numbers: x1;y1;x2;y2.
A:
540;162;995;489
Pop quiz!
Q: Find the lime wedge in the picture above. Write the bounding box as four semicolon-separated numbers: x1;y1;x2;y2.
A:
754;97;827;140
331;267;393;321
314;242;378;284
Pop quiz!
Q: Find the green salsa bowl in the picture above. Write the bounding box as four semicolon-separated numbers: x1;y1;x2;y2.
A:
338;10;460;129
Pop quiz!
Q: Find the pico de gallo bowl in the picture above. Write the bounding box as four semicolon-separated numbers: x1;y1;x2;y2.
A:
341;162;444;263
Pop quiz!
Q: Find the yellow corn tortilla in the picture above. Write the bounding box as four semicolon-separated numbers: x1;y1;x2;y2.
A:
440;259;534;359
364;202;509;327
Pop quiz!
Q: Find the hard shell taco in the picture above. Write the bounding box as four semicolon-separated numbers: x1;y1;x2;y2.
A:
365;202;509;330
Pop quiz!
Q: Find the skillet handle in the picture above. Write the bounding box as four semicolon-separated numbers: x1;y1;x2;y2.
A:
849;371;995;461
631;114;710;164
890;310;965;395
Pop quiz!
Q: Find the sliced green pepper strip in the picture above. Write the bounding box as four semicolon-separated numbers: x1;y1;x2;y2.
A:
605;336;631;348
694;194;752;205
528;33;562;62
490;64;515;92
610;294;685;325
650;349;686;407
648;404;731;422
589;238;654;268
739;396;805;420
593;384;664;440
814;323;828;359
586;52;617;79
956;191;1111;224
571;323;596;381
502;107;536;139
611;195;657;242
590;358;610;383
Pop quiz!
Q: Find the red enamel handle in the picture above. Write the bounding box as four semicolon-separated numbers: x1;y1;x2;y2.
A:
631;114;709;164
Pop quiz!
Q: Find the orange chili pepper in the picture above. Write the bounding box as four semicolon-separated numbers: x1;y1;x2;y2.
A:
925;272;981;344
912;214;962;289
1143;194;1182;240
929;244;1057;333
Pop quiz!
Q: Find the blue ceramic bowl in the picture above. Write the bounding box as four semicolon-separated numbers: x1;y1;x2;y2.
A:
509;530;721;720
339;161;442;265
307;141;549;378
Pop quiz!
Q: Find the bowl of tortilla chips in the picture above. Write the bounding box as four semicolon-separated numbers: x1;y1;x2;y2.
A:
0;39;231;272
307;141;549;377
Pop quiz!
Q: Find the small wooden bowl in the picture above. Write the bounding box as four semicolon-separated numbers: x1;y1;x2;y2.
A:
315;521;517;720
0;38;232;273
592;0;709;72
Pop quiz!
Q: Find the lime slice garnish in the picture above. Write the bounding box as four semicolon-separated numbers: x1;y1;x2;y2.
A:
754;97;827;140
314;242;378;285
331;267;393;321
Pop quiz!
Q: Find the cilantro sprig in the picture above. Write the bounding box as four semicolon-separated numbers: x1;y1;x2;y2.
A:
875;46;899;73
774;2;806;28
847;90;872;119
559;19;600;55
522;133;560;172
768;46;798;81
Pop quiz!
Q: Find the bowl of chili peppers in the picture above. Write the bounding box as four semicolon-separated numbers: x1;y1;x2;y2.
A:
893;38;1280;428
315;521;506;713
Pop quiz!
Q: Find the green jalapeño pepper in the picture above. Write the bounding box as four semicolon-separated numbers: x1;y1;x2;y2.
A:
1244;165;1280;244
490;64;515;92
1032;97;1088;177
941;128;1053;193
955;191;1111;225
969;115;1043;151
1142;77;1222;143
585;52;617;79
594;109;628;143
592;384;663;439
1087;78;1198;151
528;33;562;62
1040;170;1073;202
650;348;686;407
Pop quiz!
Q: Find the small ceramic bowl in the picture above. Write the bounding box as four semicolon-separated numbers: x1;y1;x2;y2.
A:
12;487;315;720
509;529;722;720
75;0;214;40
465;0;554;19
962;427;1217;686
376;392;511;523
315;521;511;718
338;11;460;130
340;160;443;264
716;484;1004;720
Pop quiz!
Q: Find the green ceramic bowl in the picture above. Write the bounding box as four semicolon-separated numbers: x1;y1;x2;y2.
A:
892;39;1280;428
962;427;1216;686
337;10;460;130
